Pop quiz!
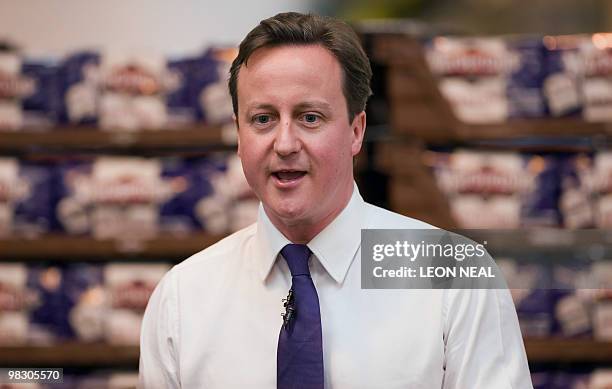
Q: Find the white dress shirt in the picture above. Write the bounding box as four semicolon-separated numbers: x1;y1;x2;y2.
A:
139;183;533;389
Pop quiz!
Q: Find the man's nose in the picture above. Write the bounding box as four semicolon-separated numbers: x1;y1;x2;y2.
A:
273;119;301;157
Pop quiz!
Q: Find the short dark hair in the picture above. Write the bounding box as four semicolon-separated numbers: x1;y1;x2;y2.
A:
228;12;372;122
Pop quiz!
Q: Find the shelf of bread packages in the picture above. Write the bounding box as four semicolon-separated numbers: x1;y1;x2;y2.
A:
0;339;609;367
369;33;612;148
0;125;234;153
0;233;225;261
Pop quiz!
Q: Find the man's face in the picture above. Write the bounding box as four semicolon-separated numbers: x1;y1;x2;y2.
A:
236;44;365;239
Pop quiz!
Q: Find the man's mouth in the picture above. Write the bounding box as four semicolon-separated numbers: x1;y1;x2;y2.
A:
272;170;307;182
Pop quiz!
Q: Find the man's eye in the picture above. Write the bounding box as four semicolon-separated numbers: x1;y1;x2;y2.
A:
254;115;271;124
303;114;319;123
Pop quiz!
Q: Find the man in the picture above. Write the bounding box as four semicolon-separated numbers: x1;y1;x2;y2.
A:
139;12;533;388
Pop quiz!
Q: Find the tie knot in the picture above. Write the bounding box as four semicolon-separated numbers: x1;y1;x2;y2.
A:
280;244;312;277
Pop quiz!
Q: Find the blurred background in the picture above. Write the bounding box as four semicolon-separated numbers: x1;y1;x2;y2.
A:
1;0;612;388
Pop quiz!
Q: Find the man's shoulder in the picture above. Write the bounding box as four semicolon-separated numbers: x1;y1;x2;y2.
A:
363;202;438;230
174;222;257;272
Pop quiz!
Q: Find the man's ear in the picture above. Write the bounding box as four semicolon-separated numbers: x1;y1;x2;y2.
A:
350;111;366;157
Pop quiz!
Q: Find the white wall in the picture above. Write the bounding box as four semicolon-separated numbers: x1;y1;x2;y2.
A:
0;0;313;58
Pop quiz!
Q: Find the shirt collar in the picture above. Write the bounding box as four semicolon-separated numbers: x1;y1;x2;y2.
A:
254;182;365;284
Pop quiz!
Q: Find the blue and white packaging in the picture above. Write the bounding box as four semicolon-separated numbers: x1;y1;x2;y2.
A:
577;34;612;122
450;196;521;228
0;48;36;131
426;37;519;78
0;158;30;237
166;56;202;127
589;152;612;228
434;151;525;228
27;265;71;343
64;263;105;342
0;263;35;345
542;34;585;117
21;59;63;128
56;157;184;239
437;78;508;123
497;258;554;337
61;50;179;130
134;47;235;129
426;36;546;122
0;158;53;237
554;290;593;337
60;51;100;125
520;155;563;227
551;261;594;337
167;50;219;126
97;51;178;131
54;159;92;234
591;262;612;340
194;47;237;126
593;300;612;341
156;154;256;235
159;156;223;234
433;150;558;228
28;263;104;344
426;37;512;123
104;263;170;345
506;37;547;118
196;154;258;233
559;154;594;228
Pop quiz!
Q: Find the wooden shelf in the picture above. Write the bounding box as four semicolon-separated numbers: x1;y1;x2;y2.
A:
525;338;612;364
445;229;612;262
458;228;612;249
370;34;612;148
12;229;608;262
399;120;612;146
458;120;612;140
0;343;139;367
0;339;608;367
0;125;232;153
0;233;225;261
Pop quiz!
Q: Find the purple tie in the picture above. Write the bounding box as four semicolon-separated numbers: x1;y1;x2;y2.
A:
277;244;324;389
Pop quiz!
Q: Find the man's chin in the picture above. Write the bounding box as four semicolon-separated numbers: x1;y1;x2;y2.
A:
266;201;309;224
276;206;308;223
